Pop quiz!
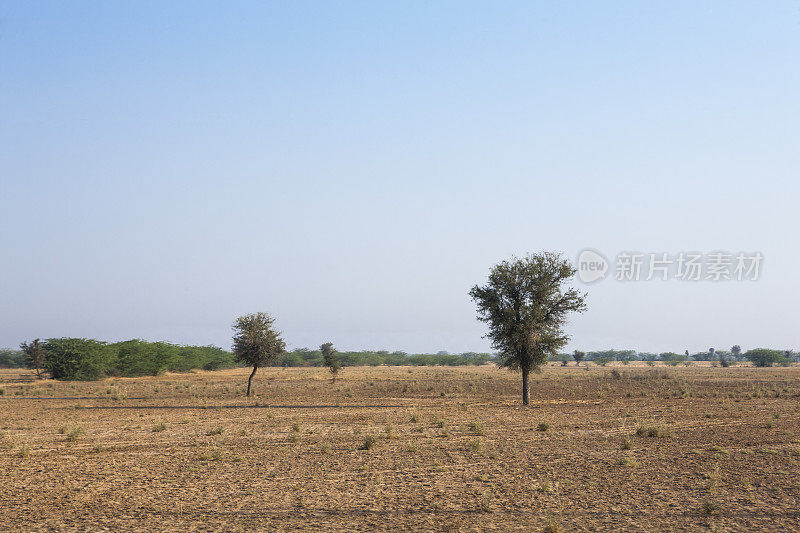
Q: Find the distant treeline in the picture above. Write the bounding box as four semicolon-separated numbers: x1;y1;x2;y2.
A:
0;340;494;380
4;341;795;379
550;348;797;366
1;339;235;380
0;349;26;368
278;349;493;368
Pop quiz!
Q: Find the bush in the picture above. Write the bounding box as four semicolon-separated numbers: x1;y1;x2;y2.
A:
169;345;235;372
111;340;177;377
44;338;114;380
40;338;235;380
745;349;788;367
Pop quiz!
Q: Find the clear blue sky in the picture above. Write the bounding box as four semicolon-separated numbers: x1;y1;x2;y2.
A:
1;1;798;354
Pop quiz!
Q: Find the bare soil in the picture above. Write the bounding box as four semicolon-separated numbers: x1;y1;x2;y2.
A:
1;363;799;531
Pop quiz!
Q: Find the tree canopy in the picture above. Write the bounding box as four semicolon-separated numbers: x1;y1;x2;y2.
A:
232;312;286;396
470;252;586;405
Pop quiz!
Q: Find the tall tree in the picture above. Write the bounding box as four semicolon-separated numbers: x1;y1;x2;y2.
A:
20;339;45;378
573;350;586;366
730;345;742;361
470;252;587;405
320;342;340;382
232;313;286;396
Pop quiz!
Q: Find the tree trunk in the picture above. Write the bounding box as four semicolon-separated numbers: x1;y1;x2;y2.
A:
522;367;530;406
246;364;259;397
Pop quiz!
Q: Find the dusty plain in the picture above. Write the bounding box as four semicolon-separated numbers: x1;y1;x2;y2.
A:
1;363;799;531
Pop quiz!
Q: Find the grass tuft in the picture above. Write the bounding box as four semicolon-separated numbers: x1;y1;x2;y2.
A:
701;499;719;515
359;435;377;450
468;438;483;452
66;426;85;442
635;424;670;438
468;422;485;436
15;444;31;458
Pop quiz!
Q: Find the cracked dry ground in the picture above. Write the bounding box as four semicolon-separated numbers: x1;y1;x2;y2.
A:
1;364;799;531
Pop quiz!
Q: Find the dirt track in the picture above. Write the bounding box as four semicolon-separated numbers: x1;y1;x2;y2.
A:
2;364;799;531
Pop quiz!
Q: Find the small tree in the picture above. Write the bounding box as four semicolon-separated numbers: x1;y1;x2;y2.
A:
320;342;340;382
573;350;585;366
20;339;45;378
232;313;286;396
470;252;587;405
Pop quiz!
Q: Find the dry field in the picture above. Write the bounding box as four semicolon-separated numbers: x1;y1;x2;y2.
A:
1;363;800;532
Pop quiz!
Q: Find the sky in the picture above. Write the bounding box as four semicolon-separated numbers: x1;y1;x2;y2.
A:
1;1;799;354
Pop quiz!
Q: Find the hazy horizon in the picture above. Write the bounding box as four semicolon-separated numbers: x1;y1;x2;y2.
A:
2;2;798;355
